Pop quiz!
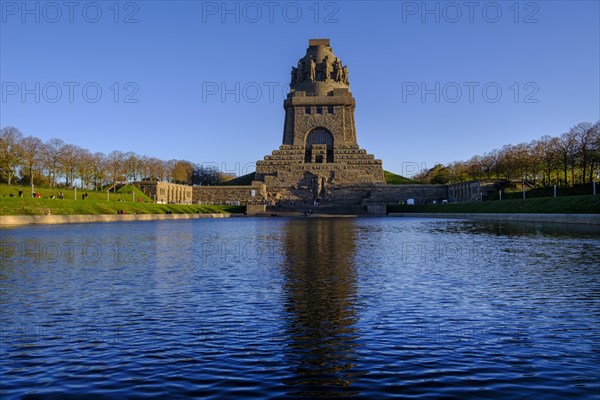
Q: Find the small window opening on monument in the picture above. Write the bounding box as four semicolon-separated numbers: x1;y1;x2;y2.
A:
305;107;311;114
328;106;334;114
316;155;324;163
317;107;322;114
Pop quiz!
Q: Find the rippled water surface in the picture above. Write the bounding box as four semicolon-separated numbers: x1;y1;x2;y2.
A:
1;217;599;398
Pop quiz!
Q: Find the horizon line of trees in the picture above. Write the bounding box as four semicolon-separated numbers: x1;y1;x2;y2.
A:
0;126;232;191
2;121;598;190
414;121;600;186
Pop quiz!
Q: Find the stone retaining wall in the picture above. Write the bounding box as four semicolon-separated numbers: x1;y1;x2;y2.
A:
193;185;266;204
369;184;449;204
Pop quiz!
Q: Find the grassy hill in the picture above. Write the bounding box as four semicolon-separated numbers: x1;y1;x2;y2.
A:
218;172;256;186
117;184;153;202
0;184;243;216
384;170;418;184
388;195;600;214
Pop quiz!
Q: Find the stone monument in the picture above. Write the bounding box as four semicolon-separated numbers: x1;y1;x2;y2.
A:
254;39;385;204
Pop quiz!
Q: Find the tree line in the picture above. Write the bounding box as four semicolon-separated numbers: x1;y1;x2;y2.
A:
0;126;231;190
3;121;598;190
414;121;600;186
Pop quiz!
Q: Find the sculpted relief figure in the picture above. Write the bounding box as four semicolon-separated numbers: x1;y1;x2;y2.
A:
342;66;349;85
316;176;322;197
291;66;297;86
322;56;330;81
332;58;342;82
309;58;316;81
297;61;305;82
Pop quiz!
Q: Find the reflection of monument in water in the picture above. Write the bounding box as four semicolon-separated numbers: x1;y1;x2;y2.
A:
280;219;362;396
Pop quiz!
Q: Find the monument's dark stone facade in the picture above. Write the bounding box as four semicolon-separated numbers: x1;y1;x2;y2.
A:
254;39;385;204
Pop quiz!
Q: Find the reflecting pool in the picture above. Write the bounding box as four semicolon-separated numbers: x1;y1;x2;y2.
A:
1;218;599;398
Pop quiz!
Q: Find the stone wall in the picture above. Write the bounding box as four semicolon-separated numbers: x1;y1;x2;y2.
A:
448;181;481;203
369;184;449;204
193;185;267;205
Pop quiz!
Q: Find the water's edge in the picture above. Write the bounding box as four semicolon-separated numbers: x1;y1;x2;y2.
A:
0;213;240;226
2;212;599;226
389;212;600;225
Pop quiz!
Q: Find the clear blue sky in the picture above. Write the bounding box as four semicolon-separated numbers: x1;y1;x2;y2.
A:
1;0;599;177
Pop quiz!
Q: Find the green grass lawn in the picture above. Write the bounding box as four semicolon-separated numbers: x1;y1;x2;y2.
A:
384;170;418;184
388;195;600;214
0;184;244;215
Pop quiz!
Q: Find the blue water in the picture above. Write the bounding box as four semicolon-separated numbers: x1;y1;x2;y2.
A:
1;217;599;398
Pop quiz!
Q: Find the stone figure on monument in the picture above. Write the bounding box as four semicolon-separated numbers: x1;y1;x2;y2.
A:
314;175;323;200
291;67;297;86
309;58;316;81
297;61;305;82
333;58;342;82
342;66;349;85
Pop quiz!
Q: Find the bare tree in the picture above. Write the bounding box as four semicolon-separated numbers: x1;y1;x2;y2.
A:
571;122;595;183
122;152;140;183
536;136;559;186
164;159;177;183
20;135;43;188
0;126;24;185
107;150;125;192
43;138;65;188
60;144;83;187
151;158;167;181
556;131;576;186
76;148;94;189
91;152;107;190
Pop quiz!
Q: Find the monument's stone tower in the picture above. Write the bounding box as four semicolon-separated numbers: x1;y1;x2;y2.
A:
255;39;385;203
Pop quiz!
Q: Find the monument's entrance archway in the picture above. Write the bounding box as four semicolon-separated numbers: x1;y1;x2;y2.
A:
305;128;334;163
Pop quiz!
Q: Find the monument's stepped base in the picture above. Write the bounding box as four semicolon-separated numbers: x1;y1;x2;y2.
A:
191;183;451;214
